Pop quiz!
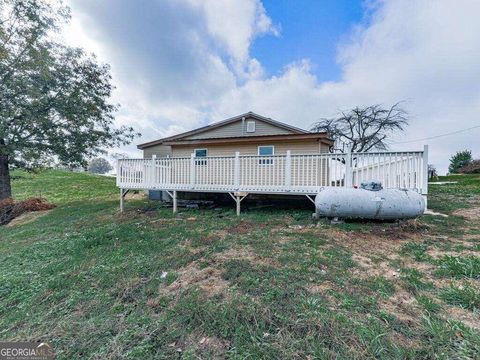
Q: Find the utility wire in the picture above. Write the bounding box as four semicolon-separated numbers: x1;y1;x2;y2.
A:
392;124;480;144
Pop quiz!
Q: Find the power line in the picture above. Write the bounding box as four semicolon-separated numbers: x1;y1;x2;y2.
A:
392;124;480;144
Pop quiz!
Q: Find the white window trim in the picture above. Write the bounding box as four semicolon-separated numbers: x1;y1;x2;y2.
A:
194;148;207;165
258;145;274;165
257;145;274;156
194;148;208;157
246;120;256;133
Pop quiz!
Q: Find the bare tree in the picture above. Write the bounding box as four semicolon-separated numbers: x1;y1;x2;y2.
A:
311;103;408;153
428;164;438;180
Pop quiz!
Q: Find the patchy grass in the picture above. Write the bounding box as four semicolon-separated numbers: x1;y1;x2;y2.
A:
435;255;480;279
400;268;434;293
362;276;396;299
415;295;441;314
428;174;480;213
401;241;432;262
0;170;479;358
440;285;480;311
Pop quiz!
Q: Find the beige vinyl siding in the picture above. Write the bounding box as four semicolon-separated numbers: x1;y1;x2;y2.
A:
170;140;330;187
143;144;172;159
183;118;295;140
171;140;329;157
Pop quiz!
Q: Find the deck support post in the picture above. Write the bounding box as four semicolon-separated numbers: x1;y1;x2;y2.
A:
173;190;178;213
166;190;178;214
236;196;241;216
120;189;129;212
229;192;248;216
306;195;318;218
120;188;124;212
305;195;315;205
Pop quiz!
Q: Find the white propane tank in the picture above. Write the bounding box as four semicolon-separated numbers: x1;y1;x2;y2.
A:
314;187;425;220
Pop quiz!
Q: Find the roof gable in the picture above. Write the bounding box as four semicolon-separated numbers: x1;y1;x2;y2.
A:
138;112;309;149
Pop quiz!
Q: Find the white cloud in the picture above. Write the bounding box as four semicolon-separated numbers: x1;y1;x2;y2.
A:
189;0;278;62
64;0;480;173
212;0;480;173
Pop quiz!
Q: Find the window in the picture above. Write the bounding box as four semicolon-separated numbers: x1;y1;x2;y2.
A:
194;148;207;165
246;120;256;133
258;145;274;165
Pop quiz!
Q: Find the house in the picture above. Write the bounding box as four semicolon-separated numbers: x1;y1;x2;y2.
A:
117;112;428;215
137;112;333;159
135;112;333;208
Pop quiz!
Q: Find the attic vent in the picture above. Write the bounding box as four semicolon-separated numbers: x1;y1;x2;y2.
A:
246;120;256;133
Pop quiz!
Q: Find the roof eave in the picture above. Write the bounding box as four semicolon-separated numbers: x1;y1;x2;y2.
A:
162;133;331;146
137;111;310;149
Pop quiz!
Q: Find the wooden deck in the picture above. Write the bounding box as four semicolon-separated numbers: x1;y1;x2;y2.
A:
117;146;428;214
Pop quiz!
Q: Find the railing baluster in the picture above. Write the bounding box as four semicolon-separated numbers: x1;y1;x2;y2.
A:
116;148;428;195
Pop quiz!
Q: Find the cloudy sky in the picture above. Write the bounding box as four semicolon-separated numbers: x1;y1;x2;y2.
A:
63;0;480;173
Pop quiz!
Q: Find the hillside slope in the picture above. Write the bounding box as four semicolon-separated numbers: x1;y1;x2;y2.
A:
1;170;479;359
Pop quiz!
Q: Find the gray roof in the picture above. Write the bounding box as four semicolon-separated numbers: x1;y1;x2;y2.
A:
138;111;309;149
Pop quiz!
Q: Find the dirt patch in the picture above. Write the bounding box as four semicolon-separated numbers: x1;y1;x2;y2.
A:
306;282;344;309
306;282;335;294
199;230;228;245
378;288;422;325
462;233;480;242
442;305;480;330
126;191;147;200
427;248;480;259
401;258;437;273
327;228;417;259
158;245;279;300
227;220;265;235
363;221;430;240
6;209;52;227
306;282;341;295
172;331;230;358
350;255;400;279
213;246;280;267
452;207;480;221
159;262;229;299
320;221;431;261
1;197;56;225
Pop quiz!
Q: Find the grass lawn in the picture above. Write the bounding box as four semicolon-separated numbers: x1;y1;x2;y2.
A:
1;170;479;359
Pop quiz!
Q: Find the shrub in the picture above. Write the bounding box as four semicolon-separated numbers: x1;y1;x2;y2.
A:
448;150;472;174
458;159;480;174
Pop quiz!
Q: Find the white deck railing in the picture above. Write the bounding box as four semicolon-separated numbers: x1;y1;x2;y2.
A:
117;146;428;195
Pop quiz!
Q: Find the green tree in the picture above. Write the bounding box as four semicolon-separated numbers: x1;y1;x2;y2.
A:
0;0;137;200
88;157;113;174
448;150;472;174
